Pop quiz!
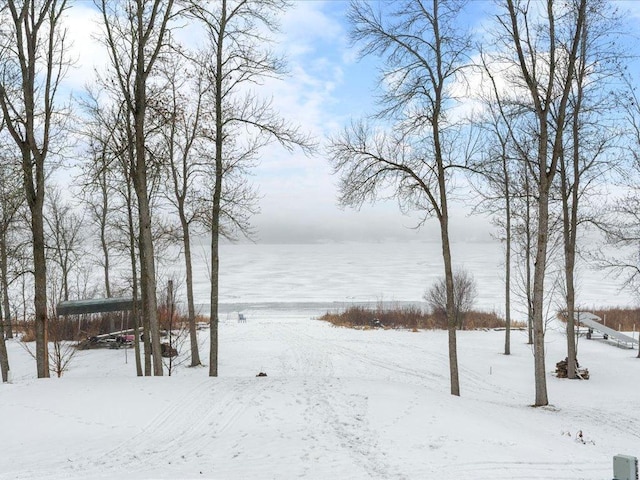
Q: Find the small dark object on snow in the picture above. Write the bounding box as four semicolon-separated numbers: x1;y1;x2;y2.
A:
371;318;384;328
160;342;178;358
256;372;267;377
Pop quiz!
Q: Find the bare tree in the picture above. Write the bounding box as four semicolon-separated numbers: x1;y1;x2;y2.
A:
0;140;11;379
153;53;205;368
498;0;587;406
187;0;313;377
329;0;473;396
424;268;477;330
0;134;24;340
84;94;145;376
597;76;640;360
0;0;71;378
80;90;122;300
45;188;85;302
47;313;77;378
469;57;517;354
0;298;8;382
98;0;177;376
512;164;536;345
557;0;623;378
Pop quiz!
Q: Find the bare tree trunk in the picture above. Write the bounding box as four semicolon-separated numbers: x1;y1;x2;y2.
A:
158;55;204;369
504;153;512;355
209;206;220;376
100;170;112;298
0;238;12;339
181;217;201;367
133;60;163;376
532;165;551;406
135;172;162;376
562;14;594;380
0;301;9;382
436;99;459;395
126;178;143;377
525;171;534;345
561;149;578;379
440;218;459;396
209;1;226;377
29;166;49;378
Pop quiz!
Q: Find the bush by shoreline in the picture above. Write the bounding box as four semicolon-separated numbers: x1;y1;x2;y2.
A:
319;305;521;331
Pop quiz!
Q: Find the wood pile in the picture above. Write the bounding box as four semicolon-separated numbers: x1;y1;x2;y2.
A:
555;359;589;379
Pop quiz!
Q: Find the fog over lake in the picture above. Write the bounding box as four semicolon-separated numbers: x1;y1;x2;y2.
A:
159;241;635;319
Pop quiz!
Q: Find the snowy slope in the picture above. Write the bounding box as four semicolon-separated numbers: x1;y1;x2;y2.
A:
2;310;639;480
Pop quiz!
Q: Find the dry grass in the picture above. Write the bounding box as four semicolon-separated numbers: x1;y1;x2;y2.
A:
18;322;36;342
319;305;519;330
15;310;209;344
566;307;640;331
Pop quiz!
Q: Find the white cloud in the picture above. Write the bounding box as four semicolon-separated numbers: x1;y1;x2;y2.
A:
60;3;108;91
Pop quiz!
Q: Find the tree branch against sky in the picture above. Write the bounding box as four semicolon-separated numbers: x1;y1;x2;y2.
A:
330;0;475;397
97;0;177;376
187;0;314;377
153;51;206;368
0;0;71;379
499;0;587;407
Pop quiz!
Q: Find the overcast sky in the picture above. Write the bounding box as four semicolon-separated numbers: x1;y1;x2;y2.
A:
61;0;640;244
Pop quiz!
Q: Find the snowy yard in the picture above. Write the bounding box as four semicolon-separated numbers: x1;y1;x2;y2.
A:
2;310;639;479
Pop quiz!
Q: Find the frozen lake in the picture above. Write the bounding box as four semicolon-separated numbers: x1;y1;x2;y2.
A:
160;241;635;320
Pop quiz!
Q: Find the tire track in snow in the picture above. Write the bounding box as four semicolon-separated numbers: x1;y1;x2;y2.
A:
437;459;606;480
294;328;449;386
300;378;410;480
63;378;269;478
573;406;640;441
272;323;410;478
293;326;509;404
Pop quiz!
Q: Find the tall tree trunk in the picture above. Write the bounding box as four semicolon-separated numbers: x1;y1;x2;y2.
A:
100;170;112;298
99;0;174;377
504;155;512;355
563;20;588;380
0;237;12;339
30;180;49;378
0;300;9;382
181;214;201;367
436;127;459;395
209;0;227;378
525;172;534;346
532;191;550;405
209;196;220;377
126;180;143;376
561;151;578;379
133;42;162;376
441;218;459;396
136;191;160;375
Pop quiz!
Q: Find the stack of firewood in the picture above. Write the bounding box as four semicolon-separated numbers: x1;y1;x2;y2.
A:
555;359;590;379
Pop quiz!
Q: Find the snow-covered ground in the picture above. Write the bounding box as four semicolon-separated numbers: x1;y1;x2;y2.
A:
2;308;639;480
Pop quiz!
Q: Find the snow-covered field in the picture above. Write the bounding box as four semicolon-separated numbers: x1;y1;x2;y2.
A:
3;308;639;480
